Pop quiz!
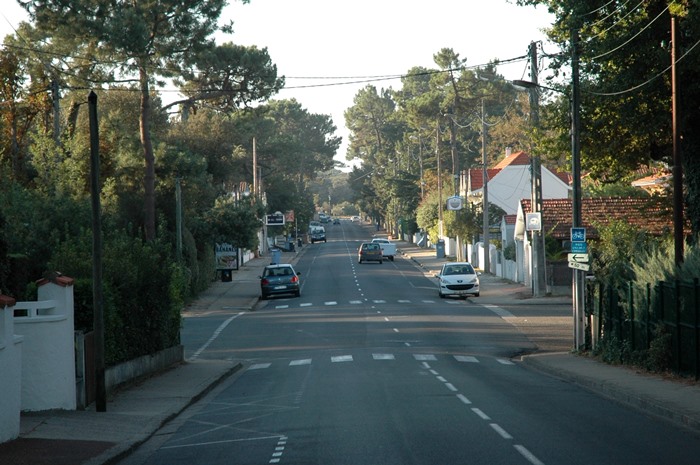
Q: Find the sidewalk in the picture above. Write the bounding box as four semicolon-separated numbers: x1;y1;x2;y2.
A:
2;239;700;464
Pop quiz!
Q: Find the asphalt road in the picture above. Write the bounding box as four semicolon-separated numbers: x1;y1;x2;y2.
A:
120;221;700;465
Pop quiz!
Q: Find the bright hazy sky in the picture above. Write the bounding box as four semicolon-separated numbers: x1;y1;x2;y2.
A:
1;0;556;169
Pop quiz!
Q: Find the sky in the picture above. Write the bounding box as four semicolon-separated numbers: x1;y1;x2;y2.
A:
1;0;557;170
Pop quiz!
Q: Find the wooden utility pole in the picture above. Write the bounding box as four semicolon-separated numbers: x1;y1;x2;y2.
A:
671;17;684;265
529;41;547;297
88;91;106;412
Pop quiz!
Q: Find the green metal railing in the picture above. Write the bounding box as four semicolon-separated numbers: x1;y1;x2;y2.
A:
587;278;700;379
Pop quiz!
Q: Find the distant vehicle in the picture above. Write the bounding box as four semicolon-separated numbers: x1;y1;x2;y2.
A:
436;262;480;298
358;242;382;264
351;216;361;223
259;264;301;299
333;218;341;225
310;229;326;243
371;237;396;261
309;220;321;228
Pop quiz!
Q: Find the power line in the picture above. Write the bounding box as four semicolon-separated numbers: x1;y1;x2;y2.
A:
588;5;669;60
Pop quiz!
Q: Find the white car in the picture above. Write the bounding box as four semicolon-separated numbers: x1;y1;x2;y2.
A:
437;262;480;298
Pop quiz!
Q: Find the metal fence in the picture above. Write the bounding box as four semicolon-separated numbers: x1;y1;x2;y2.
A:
587;278;700;379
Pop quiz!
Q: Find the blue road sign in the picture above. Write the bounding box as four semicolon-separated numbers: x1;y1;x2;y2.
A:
571;227;586;242
571;241;587;253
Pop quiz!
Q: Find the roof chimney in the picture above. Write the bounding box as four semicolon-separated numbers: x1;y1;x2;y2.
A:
505;147;512;158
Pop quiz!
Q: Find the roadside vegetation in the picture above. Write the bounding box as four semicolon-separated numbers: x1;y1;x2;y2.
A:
1;1;699;369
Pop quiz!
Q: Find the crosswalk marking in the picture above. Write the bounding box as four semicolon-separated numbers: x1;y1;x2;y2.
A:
249;363;271;370
265;298;475;307
245;354;516;371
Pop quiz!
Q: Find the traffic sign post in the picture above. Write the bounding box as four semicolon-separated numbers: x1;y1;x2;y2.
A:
570;227;587;351
568;261;590;271
567;253;589;263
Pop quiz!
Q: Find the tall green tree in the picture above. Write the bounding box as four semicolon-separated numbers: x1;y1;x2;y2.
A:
517;0;699;238
19;0;269;240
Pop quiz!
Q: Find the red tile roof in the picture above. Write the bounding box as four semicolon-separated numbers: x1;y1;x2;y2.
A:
468;168;502;191
494;150;530;169
521;197;679;240
503;214;517;225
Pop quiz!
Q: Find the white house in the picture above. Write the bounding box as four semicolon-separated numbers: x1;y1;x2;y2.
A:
459;149;571;277
463;149;571;215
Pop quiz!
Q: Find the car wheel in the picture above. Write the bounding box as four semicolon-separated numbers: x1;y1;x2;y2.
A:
358;258;362;264
261;294;268;300
439;292;445;298
475;292;480;297
295;290;301;297
389;256;394;261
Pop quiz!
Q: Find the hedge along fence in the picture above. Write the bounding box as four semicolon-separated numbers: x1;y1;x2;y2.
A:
587;279;700;379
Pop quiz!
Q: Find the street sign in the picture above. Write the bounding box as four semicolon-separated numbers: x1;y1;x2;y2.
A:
526;212;542;231
571;227;586;242
568;261;590;271
265;213;285;226
568;253;589;263
571;241;588;253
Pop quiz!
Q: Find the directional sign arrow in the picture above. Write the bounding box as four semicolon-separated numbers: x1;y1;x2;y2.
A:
568;253;589;263
568;261;590;271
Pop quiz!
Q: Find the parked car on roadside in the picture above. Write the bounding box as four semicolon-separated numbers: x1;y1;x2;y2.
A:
436;262;480;298
371;237;396;261
259;264;301;299
358;242;383;264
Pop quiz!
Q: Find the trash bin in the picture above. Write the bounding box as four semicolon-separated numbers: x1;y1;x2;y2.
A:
270;248;281;264
221;269;232;282
435;240;445;259
287;241;295;252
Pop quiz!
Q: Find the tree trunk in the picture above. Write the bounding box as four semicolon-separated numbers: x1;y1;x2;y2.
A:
139;65;156;241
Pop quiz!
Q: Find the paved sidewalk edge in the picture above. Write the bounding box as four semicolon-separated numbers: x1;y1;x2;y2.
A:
92;361;244;465
521;353;700;433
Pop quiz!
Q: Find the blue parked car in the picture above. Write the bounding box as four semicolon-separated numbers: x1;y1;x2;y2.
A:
259;264;301;300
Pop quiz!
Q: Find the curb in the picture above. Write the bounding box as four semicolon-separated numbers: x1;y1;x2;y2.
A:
95;361;244;465
521;353;700;434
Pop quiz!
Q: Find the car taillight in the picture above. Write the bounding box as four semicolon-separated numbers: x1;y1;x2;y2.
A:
291;276;299;283
261;278;270;285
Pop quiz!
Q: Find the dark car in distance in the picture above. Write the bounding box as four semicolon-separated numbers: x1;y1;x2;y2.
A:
259;264;301;299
